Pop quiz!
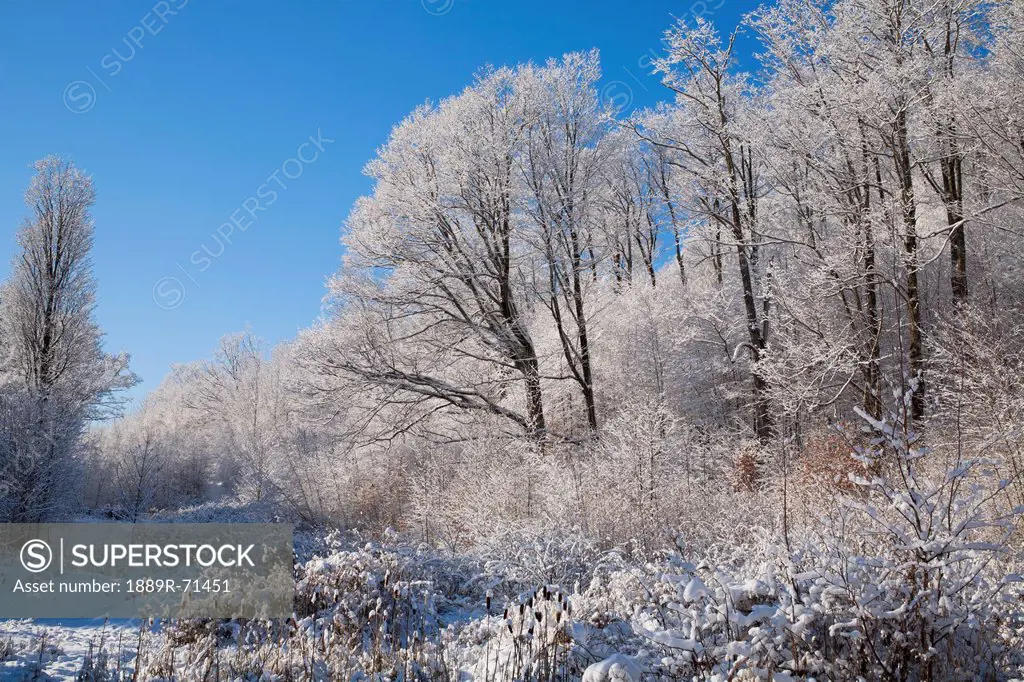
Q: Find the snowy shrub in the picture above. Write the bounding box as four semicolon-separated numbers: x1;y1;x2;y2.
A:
579;401;1024;680
790;397;1024;679
473;526;620;600
463;586;588;681
132;541;454;680
580;397;680;549
728;442;763;493
148;497;285;524
75;644;119;682
409;438;549;553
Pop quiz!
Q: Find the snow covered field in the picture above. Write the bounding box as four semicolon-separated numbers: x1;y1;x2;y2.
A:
1;520;1022;680
0;619;142;681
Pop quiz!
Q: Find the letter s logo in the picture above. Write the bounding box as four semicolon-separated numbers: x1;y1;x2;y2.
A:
20;540;52;573
63;81;96;114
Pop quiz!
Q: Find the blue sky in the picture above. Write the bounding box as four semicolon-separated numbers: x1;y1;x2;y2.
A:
0;0;748;402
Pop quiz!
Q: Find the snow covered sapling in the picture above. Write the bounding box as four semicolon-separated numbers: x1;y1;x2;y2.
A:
815;390;1024;678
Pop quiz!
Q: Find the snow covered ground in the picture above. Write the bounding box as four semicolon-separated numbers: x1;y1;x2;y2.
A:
0;619;142;681
2;524;1023;681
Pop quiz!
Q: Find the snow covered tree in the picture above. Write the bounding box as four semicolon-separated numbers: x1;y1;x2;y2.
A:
520;52;608;431
646;18;776;442
326;67;550;440
0;156;134;521
178;331;284;503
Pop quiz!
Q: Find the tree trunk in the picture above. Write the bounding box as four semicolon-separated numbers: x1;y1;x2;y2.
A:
943;147;967;304
723;143;774;443
570;227;598;431
893;109;926;421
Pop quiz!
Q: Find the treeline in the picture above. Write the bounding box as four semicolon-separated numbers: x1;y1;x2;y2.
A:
5;0;1024;550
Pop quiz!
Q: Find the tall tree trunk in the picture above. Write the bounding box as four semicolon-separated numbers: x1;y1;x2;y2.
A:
570;227;598;431
893;108;926;420
499;202;547;437
723;142;773;443
859;152;884;419
659;163;687;285
863;218;883;419
940;6;968;305
945;155;967;304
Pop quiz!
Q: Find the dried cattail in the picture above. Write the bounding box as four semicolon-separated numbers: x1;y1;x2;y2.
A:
555;611;562;623
535;611;542;623
503;607;508;620
518;603;525;616
506;622;513;634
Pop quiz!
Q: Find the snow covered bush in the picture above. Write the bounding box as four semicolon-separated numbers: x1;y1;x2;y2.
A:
580;397;679;549
793;396;1024;679
575;399;1024;680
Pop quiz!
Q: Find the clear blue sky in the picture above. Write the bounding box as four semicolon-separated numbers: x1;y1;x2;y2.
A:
0;0;748;402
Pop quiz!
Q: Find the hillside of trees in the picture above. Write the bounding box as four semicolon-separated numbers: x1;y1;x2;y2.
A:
4;0;1024;679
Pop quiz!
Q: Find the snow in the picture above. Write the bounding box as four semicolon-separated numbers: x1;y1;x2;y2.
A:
0;619;141;681
582;654;643;682
683;576;708;602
